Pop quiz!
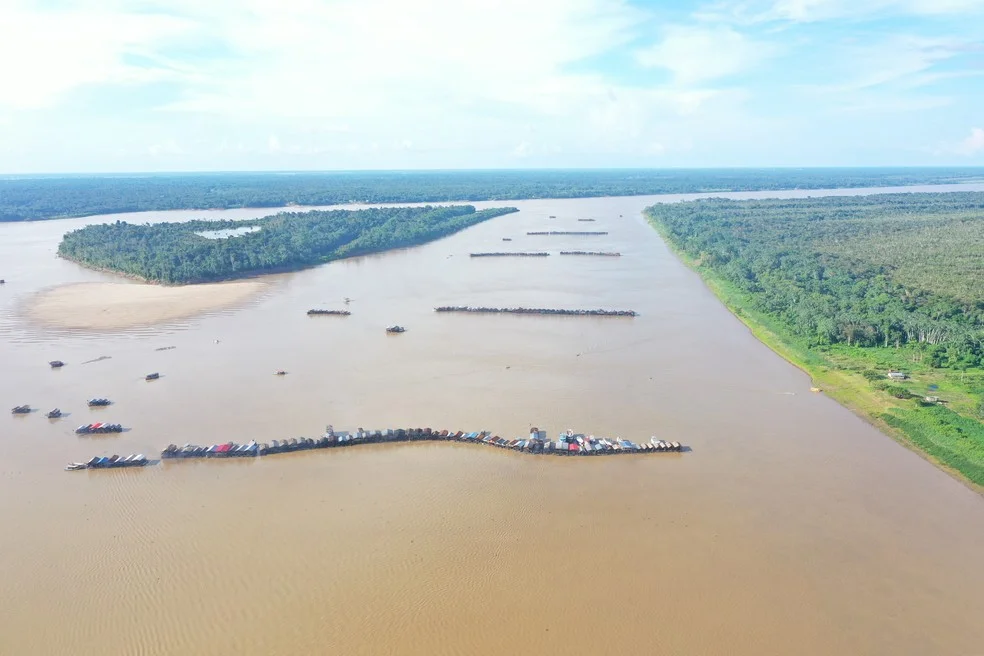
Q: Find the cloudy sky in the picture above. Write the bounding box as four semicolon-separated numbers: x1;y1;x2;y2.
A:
1;0;983;172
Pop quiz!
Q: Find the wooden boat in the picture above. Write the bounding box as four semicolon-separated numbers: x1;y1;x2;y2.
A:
386;325;406;334
11;405;31;414
145;372;160;381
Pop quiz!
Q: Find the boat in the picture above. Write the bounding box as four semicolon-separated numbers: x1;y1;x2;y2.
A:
67;454;149;470
46;409;62;419
306;309;351;316
49;360;65;368
11;405;31;414
274;370;287;376
87;398;111;407
75;423;124;435
145;372;160;381
386;325;406;334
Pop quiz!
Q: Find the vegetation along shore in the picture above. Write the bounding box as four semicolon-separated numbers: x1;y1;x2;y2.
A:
58;205;517;284
645;192;984;488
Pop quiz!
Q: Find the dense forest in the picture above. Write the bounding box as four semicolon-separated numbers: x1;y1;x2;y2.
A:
646;192;984;485
4;167;984;221
646;193;984;366
58;205;516;284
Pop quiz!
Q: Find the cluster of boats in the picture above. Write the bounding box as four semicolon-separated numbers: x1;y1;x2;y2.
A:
433;306;638;317
306;309;351;316
13;398;114;417
65;455;150;471
156;427;684;464
75;422;124;435
559;251;621;257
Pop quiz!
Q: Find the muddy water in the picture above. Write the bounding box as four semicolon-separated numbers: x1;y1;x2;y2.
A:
3;186;984;656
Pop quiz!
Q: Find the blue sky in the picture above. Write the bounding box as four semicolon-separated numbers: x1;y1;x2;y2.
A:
1;0;982;172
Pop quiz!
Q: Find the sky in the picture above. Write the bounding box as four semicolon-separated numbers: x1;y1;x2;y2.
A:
0;0;983;172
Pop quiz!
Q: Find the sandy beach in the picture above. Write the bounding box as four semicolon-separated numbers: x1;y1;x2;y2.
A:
25;281;267;329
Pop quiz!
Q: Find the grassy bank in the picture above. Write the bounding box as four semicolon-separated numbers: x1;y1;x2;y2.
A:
646;215;984;491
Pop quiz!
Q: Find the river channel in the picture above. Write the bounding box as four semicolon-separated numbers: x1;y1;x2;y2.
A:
2;184;984;655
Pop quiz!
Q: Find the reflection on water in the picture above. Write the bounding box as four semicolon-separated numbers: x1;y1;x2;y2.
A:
2;187;984;655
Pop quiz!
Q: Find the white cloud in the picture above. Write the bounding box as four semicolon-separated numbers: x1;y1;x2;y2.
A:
148;139;184;156
957;127;984;155
702;0;984;22
636;26;773;85
0;1;196;109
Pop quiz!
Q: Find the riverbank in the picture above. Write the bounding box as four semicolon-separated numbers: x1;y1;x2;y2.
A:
646;215;984;492
25;281;267;329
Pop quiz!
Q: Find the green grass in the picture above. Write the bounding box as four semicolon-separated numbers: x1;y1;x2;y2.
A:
648;215;984;490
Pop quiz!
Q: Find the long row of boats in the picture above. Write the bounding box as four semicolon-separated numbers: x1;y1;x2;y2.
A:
157;427;683;461
433;306;638;317
67;427;685;471
526;231;608;236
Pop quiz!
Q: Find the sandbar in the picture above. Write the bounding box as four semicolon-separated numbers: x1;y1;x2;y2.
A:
26;281;267;329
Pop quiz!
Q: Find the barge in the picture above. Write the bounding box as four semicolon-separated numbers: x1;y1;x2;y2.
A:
65;454;151;471
307;309;351;316
434;306;637;317
75;422;124;435
526;231;608;236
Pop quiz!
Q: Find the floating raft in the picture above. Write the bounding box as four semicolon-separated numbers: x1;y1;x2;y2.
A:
160;428;684;462
469;252;549;257
559;251;621;257
307;309;351;316
65;455;152;471
434;306;637;317
526;231;608;236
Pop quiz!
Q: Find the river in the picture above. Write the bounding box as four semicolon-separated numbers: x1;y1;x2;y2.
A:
2;184;984;655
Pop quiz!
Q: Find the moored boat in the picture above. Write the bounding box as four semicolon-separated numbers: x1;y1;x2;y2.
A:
87;398;112;407
385;325;406;333
145;372;160;381
49;360;65;368
46;408;62;419
11;405;31;414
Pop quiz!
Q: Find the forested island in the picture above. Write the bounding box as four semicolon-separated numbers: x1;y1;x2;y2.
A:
4;167;984;221
646;192;984;486
58;205;516;284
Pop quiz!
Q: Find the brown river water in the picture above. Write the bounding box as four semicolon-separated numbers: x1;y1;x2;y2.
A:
3;185;984;655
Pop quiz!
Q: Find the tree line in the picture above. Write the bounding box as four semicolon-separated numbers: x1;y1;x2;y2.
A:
4;167;984;221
